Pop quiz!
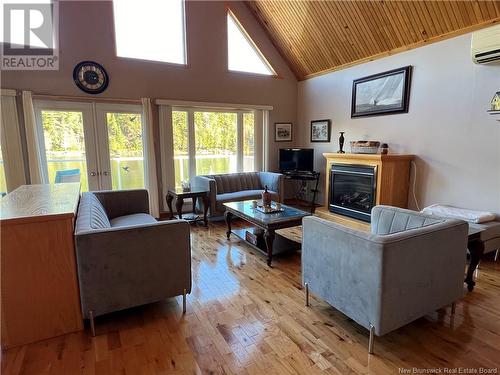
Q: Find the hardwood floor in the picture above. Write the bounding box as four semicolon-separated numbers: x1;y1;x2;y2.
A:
2;221;500;374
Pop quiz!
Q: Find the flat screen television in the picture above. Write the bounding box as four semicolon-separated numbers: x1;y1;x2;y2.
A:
279;148;314;173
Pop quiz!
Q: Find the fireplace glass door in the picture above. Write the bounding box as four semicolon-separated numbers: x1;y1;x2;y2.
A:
330;164;376;222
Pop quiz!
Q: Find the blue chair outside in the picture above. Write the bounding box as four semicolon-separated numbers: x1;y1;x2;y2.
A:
55;169;81;183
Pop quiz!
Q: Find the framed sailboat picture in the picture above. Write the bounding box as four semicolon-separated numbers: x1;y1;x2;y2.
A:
351;66;412;118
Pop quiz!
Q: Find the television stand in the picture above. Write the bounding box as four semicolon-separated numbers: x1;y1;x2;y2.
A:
282;171;320;213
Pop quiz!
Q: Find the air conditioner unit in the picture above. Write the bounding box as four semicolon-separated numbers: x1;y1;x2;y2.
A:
471;24;500;64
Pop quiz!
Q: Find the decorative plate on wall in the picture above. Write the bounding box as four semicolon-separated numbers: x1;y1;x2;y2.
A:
73;61;109;94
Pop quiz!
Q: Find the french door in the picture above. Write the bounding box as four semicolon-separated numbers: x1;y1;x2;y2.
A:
34;100;145;191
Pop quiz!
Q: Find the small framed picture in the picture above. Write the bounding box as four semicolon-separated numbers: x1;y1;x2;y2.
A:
310;119;331;142
275;122;292;142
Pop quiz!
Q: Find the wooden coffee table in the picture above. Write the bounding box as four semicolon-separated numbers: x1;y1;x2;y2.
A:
224;201;311;266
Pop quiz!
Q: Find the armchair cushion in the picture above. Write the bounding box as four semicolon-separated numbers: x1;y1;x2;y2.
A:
216;190;279;203
110;213;157;227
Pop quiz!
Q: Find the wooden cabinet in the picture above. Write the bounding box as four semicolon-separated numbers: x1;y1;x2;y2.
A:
316;153;413;228
1;183;83;349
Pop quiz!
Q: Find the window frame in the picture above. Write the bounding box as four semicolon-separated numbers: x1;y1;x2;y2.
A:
158;100;270;212
112;0;188;66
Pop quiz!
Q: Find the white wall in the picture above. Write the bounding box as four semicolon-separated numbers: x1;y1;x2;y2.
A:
297;33;500;214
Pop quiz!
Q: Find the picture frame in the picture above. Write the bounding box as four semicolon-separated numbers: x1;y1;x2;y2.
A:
351;66;412;118
275;122;292;142
310;119;331;142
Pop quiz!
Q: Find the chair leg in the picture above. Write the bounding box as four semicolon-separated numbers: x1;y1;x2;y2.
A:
89;310;96;337
451;302;456;314
305;282;309;307
368;324;375;354
182;289;187;314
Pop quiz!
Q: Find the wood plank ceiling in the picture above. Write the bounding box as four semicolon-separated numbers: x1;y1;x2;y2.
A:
246;1;500;80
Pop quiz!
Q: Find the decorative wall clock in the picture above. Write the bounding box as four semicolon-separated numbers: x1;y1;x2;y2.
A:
72;61;109;94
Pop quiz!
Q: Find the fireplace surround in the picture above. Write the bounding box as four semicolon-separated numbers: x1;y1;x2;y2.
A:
318;153;414;225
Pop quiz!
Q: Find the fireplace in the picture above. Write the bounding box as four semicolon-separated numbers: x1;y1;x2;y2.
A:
329;164;377;222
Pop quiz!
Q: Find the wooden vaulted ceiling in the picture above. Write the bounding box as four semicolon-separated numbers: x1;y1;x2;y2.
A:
246;1;500;80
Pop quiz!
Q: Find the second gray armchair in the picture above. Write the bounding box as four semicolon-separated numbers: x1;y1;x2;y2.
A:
302;205;469;354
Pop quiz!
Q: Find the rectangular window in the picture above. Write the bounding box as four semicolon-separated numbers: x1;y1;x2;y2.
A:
113;0;186;64
172;108;256;183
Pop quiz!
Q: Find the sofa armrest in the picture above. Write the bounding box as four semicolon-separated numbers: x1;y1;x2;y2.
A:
191;176;217;213
258;172;284;202
75;220;191;318
93;189;149;219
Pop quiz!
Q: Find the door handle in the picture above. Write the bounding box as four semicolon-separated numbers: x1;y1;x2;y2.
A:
90;171;97;176
103;171;109;176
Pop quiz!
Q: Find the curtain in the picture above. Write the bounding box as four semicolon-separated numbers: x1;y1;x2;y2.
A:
0;90;26;191
141;98;160;218
158;104;174;211
262;109;270;172
22;91;44;184
253;109;264;172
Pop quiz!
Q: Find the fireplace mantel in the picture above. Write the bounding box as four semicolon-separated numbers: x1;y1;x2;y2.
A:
322;153;413;163
318;153;414;225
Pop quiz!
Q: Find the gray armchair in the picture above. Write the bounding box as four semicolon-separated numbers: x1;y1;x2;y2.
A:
74;189;191;335
302;205;468;353
192;172;284;217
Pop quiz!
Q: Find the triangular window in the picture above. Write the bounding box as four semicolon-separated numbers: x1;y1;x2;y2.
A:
227;11;276;76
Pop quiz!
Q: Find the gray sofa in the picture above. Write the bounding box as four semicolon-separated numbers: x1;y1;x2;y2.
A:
74;189;191;335
302;205;469;354
191;172;284;217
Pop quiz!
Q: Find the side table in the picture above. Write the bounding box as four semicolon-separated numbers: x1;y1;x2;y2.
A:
166;188;209;226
